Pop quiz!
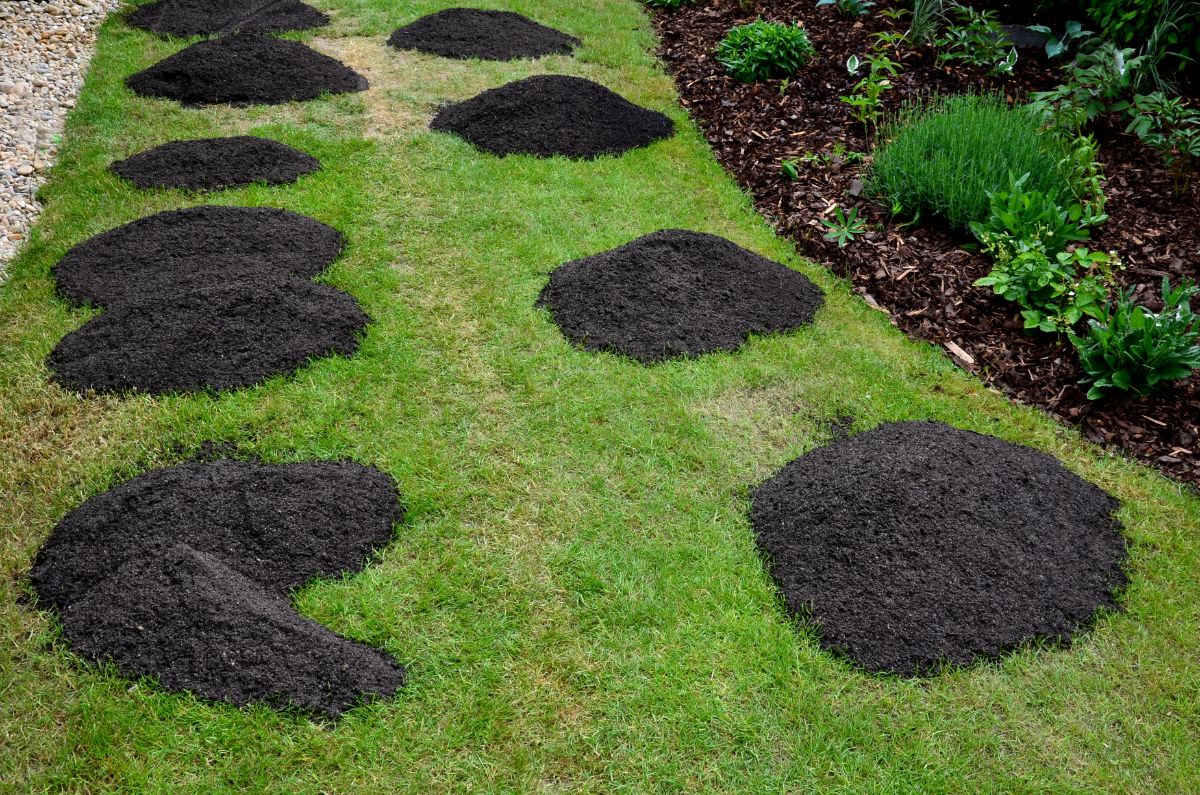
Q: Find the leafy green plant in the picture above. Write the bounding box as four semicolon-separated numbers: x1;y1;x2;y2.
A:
935;5;1018;76
975;247;1114;332
969;172;1103;260
1070;277;1200;398
716;20;817;82
820;206;869;246
868;94;1085;232
1028;20;1094;59
1028;40;1145;136
1125;91;1200;196
841;51;899;140
816;0;876;18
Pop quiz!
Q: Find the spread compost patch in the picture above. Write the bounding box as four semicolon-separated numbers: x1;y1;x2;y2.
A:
127;0;329;37
387;8;579;61
110;136;320;192
126;33;368;106
537;230;823;362
47;279;368;394
53;205;343;307
751;421;1128;676
430;75;674;159
31;458;405;718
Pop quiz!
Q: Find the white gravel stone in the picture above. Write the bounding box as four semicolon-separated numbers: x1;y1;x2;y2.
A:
1;0;120;280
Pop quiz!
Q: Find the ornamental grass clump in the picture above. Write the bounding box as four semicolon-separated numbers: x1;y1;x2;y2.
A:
869;94;1077;232
716;20;816;83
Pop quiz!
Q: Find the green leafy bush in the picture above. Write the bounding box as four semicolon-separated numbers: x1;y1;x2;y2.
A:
935;5;1018;75
816;0;876;18
1070;277;1200;398
716;20;817;82
868;94;1081;232
969;172;1105;260
975;247;1113;332
1125;91;1200;196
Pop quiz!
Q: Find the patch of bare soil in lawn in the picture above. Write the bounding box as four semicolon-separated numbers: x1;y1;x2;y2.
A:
654;0;1200;488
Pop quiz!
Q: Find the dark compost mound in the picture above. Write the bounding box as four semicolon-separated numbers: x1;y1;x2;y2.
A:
47;279;368;394
53;205;344;307
537;229;824;362
31;458;402;610
127;0;329;37
126;33;368;106
750;421;1128;676
430;75;674;159
32;459;405;717
110;136;320;192
387;8;579;61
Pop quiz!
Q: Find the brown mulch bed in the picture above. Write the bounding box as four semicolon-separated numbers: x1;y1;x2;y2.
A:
652;0;1200;488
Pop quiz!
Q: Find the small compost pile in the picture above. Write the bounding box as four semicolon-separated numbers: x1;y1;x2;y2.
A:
387;8;579;61
110;136;321;191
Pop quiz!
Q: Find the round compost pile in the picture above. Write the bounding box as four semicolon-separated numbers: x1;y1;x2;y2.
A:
110;136;320;192
126;33;368;106
430;75;674;159
32;458;406;718
47;279;368;394
537;229;824;362
387;8;579;61
53;205;343;307
127;0;329;37
750;421;1128;676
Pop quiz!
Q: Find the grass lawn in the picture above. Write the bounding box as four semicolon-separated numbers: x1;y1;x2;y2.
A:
2;0;1198;791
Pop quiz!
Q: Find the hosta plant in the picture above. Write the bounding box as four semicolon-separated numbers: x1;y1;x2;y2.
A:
716;20;817;83
1070;278;1200;399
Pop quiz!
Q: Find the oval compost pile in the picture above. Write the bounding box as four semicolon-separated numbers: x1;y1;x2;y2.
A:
388;8;579;61
126;0;330;37
750;421;1128;676
538;229;824;362
110;136;321;192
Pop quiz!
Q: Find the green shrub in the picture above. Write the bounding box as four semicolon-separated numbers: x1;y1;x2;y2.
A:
1070;277;1200;398
716;20;817;82
868;94;1080;232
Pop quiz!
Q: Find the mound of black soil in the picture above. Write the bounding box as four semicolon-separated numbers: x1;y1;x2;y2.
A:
430;75;674;159
31;458;402;611
537;230;824;362
110;136;321;192
127;0;329;37
62;545;404;718
47;279;367;394
387;8;579;61
53;205;343;307
751;421;1128;676
126;33;368;106
33;458;405;718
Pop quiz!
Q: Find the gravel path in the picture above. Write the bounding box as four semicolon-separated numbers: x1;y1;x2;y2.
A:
1;0;121;279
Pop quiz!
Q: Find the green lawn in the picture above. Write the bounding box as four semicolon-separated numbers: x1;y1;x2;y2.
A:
1;1;1198;792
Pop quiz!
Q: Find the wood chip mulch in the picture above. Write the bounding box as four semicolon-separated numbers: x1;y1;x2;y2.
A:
653;0;1200;488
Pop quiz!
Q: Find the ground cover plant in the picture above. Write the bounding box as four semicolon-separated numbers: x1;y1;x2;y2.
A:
2;0;1199;791
654;0;1200;487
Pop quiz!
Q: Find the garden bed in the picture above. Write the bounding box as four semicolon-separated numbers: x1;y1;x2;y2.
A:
653;0;1200;488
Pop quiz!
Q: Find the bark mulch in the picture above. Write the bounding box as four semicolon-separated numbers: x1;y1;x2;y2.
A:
653;0;1200;488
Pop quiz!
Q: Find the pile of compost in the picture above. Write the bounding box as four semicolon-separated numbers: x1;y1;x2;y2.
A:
47;204;366;394
537;230;824;362
126;0;329;37
430;75;674;159
110;136;321;192
388;8;579;61
47;279;368;394
750;421;1128;676
31;458;406;718
53;205;344;307
126;33;368;106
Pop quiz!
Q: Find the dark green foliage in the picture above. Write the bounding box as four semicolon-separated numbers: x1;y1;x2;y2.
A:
642;0;696;8
1125;91;1200;196
935;5;1018;75
975;248;1112;333
969;172;1105;261
716;20;817;82
1070;278;1200;399
816;0;876;18
868;94;1077;232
